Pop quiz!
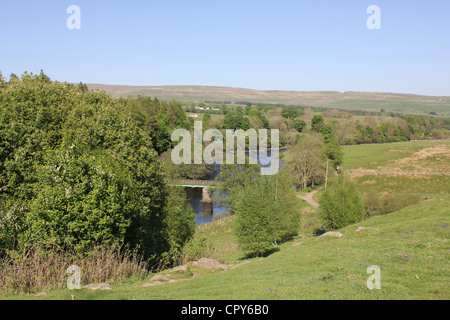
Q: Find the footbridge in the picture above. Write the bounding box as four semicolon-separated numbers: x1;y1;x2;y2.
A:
167;179;217;188
167;179;218;215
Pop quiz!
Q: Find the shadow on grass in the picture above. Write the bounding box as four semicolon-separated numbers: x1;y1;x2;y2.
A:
241;247;281;260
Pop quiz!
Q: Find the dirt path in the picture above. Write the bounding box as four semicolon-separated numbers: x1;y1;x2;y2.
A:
296;187;322;209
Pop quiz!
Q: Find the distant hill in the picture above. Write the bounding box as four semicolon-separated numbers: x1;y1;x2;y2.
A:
87;84;450;116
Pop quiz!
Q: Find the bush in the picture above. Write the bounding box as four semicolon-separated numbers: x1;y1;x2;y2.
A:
179;235;213;264
364;192;420;217
318;175;365;230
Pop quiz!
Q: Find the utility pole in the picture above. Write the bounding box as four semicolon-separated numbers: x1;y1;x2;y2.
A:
325;158;329;189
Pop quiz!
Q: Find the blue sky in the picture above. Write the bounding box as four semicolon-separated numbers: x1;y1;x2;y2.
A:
1;0;449;95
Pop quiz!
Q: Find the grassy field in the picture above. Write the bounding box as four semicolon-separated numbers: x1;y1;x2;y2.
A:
2;140;449;300
341;139;450;172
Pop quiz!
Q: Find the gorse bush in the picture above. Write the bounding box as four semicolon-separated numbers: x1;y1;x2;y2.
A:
318;175;365;230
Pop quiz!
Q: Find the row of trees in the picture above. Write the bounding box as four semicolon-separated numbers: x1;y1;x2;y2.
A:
192;101;448;147
324;114;447;145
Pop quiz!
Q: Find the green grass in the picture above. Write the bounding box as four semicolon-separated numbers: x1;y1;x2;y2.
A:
341;140;450;171
326;99;450;117
350;175;450;196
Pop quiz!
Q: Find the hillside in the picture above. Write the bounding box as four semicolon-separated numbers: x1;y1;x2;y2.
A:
12;193;449;300
5;140;449;300
87;84;450;116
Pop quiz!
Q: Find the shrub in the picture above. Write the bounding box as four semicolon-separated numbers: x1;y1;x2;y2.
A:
179;235;214;264
364;192;420;217
318;175;365;230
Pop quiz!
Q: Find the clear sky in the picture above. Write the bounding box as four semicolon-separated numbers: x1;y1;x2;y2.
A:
1;0;449;96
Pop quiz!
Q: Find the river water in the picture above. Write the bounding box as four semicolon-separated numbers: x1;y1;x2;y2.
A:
187;150;286;226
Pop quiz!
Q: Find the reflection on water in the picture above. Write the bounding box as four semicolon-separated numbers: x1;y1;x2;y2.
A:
186;150;287;226
186;187;229;226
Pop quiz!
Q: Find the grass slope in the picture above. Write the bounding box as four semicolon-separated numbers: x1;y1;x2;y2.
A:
2;141;448;300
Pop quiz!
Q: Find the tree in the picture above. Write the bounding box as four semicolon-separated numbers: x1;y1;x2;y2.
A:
233;170;300;256
311;115;324;131
202;113;211;128
220;104;228;115
318;175;365;230
289;134;327;189
160;186;196;266
223;113;251;131
320;125;344;170
259;114;271;130
245;103;252;115
154;109;172;154
159;149;215;180
293;119;306;132
281;106;299;119
248;107;261;117
212;157;260;208
235;106;244;116
324;139;344;171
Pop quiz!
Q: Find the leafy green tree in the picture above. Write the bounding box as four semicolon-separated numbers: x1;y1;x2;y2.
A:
259;114;271;130
212;157;260;208
324;140;344;171
281;106;299;119
311;115;325;131
154;109;172;154
318;175;365;230
29;147;136;251
320;125;344;170
248;107;261;117
160;186;196;266
245;103;252;115
220;104;228;115
222;113;251;131
293;119;306;132
159;149;215;180
233;170;300;256
235;106;244;116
